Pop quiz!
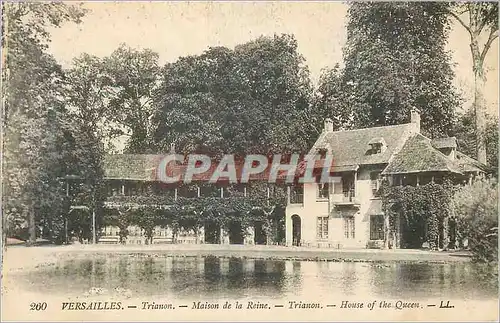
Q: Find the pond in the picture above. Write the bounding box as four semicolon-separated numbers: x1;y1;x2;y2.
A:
16;255;498;301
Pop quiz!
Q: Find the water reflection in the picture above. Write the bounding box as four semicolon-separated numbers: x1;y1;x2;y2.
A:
20;256;498;301
204;256;221;282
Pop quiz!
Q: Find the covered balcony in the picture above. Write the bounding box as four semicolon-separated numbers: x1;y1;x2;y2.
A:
330;171;360;207
330;188;360;206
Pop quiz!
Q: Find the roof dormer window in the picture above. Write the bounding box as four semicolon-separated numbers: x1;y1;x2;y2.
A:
431;137;457;160
368;137;386;154
372;144;382;154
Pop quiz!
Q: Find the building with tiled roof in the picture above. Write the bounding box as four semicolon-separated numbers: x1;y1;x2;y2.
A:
381;133;463;175
78;109;485;248
285;109;486;249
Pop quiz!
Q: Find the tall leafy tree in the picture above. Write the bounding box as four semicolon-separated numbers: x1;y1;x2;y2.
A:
152;46;233;155
340;2;460;138
454;110;498;174
65;54;120;151
446;3;498;164
312;64;355;133
2;2;87;244
64;54;123;242
63;44;163;240
103;44;161;153
232;34;313;153
152;34;313;156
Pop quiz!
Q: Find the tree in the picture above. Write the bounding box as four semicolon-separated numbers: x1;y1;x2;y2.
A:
63;44;161;241
152;34;313;156
64;53;122;243
453;109;498;174
103;44;161;153
151;46;232;155
312;64;355;133
446;3;498;164
2;2;87;245
451;178;498;263
65;54;122;152
340;2;461;138
232;34;313;153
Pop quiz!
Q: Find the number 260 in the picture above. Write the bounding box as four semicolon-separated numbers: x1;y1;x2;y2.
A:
30;302;47;311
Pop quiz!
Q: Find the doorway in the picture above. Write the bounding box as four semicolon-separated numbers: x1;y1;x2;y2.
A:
229;221;244;244
254;221;267;245
204;220;220;244
291;215;301;246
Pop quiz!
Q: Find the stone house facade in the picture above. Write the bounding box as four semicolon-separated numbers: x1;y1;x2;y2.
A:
72;110;485;248
285;110;487;249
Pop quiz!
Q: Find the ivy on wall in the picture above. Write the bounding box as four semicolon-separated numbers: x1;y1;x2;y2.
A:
381;179;454;250
102;189;286;243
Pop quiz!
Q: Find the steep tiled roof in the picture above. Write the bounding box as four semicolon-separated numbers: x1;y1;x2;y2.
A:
104;122;486;180
431;137;457;149
310;123;415;167
104;154;281;182
455;151;489;173
104;154;163;180
381;134;463;175
368;137;387;145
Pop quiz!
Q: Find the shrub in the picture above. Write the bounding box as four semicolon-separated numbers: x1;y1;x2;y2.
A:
451;178;498;263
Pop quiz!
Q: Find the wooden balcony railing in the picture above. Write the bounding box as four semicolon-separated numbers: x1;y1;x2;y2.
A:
290;193;304;204
343;188;356;202
331;188;359;205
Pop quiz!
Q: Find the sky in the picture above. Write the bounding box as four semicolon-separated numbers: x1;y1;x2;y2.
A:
47;1;498;117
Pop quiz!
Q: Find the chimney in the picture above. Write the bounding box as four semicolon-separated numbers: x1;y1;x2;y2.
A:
410;108;420;133
324;118;334;133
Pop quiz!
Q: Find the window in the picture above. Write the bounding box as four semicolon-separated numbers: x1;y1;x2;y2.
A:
392;175;403;186
370;214;384;240
317;217;329;239
344;217;355;239
368;138;386;154
200;185;219;197
370;171;381;196
333;181;343;194
341;174;356;198
372;143;382;154
108;182;122;196
419;176;432;186
317;183;329;200
402;175;418;186
178;185;198;198
290;184;304;204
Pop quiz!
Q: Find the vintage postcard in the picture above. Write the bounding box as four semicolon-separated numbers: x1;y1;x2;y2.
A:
1;1;499;322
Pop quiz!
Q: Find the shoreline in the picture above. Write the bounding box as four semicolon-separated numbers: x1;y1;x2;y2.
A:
2;244;472;273
3;245;497;323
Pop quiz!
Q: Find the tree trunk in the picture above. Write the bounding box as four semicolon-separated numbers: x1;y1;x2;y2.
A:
28;205;36;245
173;226;178;244
442;216;450;251
471;39;487;164
395;214;401;249
194;227;199;244
383;214;391;249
